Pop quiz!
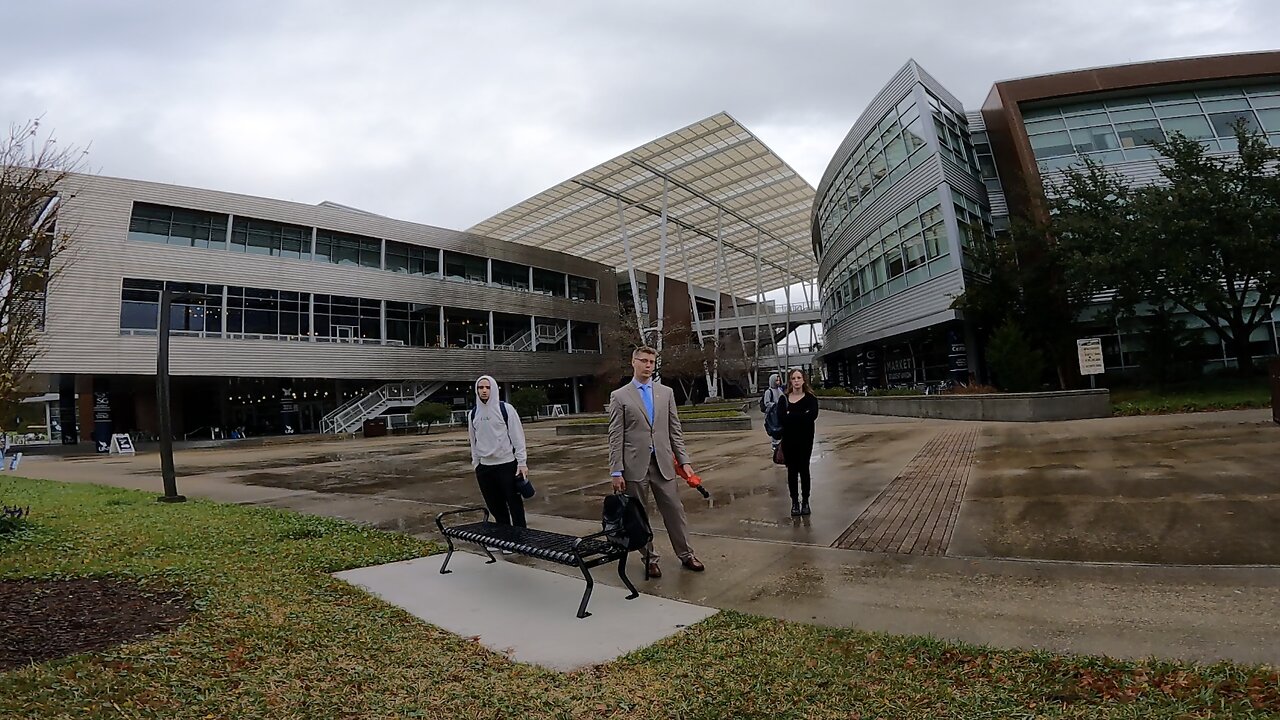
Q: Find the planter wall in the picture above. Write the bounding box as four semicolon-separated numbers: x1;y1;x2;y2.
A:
818;390;1111;422
556;416;752;436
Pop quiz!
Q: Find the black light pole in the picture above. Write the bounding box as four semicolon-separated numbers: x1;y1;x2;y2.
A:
156;283;185;503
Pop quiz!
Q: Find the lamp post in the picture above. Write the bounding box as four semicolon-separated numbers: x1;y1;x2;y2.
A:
156;283;186;503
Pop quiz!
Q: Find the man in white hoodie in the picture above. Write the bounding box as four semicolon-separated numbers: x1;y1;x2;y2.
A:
761;372;784;452
467;375;529;529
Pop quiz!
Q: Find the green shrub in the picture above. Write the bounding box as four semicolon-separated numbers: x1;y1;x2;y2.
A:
1;504;31;537
510;387;548;421
410;402;451;433
985;320;1046;392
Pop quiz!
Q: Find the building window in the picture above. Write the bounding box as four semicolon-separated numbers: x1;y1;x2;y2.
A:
443;251;488;284
821;188;955;323
533;267;567;297
316;229;381;269
226;287;306;337
384;240;439;276
1028;85;1279;173
230;216;310;259
386;301;440;347
128;203;228;250
492;312;531;348
491;259;530;291
313;294;380;341
569;275;597;302
120;279;223;334
119;278;162;330
817;87;941;256
444;307;490;348
570;321;600;353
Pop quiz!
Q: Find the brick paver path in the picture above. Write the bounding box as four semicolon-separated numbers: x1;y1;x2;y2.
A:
832;428;979;555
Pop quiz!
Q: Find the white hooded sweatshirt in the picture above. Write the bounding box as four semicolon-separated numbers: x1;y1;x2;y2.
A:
468;375;528;468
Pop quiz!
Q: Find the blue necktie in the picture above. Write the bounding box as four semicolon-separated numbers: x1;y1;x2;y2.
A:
641;384;653;424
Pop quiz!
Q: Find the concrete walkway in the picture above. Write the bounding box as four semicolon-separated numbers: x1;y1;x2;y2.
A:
13;408;1280;666
335;553;716;670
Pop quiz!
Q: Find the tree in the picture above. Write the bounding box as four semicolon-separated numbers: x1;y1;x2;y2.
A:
985;319;1046;392
410;401;451;434
1;120;85;429
509;387;547;421
1127;304;1205;388
951;219;1083;388
597;317;717;401
1049;124;1280;375
655;329;714;404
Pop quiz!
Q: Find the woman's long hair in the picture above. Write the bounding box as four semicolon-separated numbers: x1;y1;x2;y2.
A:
786;368;815;397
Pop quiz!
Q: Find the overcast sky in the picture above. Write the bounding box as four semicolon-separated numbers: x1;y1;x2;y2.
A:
4;1;1277;231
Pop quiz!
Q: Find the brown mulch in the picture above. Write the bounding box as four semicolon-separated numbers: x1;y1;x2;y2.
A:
0;578;192;671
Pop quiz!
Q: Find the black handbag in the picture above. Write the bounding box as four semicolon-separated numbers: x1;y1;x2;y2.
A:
772;444;786;465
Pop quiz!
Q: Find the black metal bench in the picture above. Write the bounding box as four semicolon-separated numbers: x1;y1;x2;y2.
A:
435;507;641;618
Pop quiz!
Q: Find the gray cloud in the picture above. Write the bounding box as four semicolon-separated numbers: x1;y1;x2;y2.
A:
4;0;1276;229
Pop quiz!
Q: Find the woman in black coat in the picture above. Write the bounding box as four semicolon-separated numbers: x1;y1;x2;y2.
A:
778;368;819;516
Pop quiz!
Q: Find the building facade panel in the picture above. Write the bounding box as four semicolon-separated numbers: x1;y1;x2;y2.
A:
822;270;964;351
36;175;618;383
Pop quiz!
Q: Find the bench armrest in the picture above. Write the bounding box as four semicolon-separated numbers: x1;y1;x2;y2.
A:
572;528;613;545
436;506;490;534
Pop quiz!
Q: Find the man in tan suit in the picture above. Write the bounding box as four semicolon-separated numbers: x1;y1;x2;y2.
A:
609;345;706;578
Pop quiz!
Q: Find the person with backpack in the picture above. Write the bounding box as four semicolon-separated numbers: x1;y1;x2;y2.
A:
468;375;529;539
778;368;820;517
608;345;705;579
760;372;784;452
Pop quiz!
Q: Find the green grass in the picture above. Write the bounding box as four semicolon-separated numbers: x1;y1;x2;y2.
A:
567;410;743;425
2;478;1278;719
1111;379;1273;416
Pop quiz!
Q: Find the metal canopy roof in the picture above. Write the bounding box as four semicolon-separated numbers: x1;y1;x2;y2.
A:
469;112;817;299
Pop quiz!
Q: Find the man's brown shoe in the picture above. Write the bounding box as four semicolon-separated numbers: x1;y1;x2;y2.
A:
681;556;705;572
646;562;662;579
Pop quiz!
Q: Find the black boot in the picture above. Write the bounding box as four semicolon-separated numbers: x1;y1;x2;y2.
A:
801;499;811;516
790;499;801;516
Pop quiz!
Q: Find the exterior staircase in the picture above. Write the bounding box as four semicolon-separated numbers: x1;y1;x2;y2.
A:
320;380;445;434
507;323;569;351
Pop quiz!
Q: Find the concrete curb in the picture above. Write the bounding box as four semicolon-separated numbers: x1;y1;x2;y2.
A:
556;416;753;435
819;389;1111;422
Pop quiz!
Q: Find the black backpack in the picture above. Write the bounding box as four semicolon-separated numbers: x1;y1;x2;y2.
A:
602;493;653;552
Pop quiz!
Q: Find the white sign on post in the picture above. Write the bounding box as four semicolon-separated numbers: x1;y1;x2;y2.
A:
1077;338;1105;376
109;433;136;455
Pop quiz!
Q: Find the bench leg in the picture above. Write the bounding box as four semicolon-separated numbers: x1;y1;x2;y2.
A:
576;565;595;619
618;553;640;600
478;542;497;564
439;535;457;574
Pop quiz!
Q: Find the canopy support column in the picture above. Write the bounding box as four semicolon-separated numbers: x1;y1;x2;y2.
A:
616;198;646;344
677;225;714;398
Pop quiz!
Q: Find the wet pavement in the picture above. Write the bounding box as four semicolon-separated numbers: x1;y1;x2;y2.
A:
16;408;1280;664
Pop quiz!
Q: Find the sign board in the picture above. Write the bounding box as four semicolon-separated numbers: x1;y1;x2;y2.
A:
109;433;136;455
1076;338;1105;376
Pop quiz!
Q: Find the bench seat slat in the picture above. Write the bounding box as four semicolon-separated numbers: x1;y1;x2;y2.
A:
441;521;622;565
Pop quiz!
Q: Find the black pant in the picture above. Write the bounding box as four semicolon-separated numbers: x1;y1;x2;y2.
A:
787;465;811;503
475;461;525;527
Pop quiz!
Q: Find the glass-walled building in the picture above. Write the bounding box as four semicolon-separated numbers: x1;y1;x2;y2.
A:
812;60;991;388
981;50;1280;373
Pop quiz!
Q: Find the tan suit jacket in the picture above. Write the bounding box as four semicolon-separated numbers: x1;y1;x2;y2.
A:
608;380;690;483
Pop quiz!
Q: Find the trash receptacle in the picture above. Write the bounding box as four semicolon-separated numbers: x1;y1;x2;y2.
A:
1271;358;1280;426
362;418;388;438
